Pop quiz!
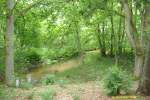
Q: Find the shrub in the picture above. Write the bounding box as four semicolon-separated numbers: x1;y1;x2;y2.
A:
20;82;33;90
40;89;56;100
0;88;5;99
42;74;56;85
0;86;15;100
26;51;41;65
24;92;34;100
71;93;80;100
102;66;133;96
0;72;4;82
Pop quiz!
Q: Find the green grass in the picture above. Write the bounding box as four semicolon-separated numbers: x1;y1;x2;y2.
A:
0;52;134;99
55;52;133;83
0;85;16;100
40;88;56;100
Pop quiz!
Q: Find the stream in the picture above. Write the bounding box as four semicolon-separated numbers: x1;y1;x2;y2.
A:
25;56;83;81
23;50;99;83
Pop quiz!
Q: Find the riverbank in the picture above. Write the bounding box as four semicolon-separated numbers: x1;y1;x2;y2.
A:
0;52;137;100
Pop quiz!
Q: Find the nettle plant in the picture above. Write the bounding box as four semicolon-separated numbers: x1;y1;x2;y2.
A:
40;89;56;100
102;66;133;96
42;74;56;85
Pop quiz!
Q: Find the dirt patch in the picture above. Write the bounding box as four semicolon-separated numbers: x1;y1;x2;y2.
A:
13;81;150;100
54;93;73;100
13;82;112;100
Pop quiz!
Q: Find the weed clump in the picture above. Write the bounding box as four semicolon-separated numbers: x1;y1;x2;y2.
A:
40;89;56;100
41;74;56;85
102;66;133;96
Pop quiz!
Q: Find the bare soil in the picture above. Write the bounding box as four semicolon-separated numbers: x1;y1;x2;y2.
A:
13;82;110;100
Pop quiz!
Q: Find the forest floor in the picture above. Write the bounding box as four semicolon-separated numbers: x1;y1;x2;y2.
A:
1;52;149;100
2;81;150;100
11;81;111;100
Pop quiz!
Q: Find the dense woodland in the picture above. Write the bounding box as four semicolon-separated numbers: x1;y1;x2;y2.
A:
1;0;150;99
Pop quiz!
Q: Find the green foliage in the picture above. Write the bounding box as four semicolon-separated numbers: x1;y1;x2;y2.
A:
72;93;80;100
26;50;42;65
56;52;114;83
0;86;16;100
15;48;42;72
0;48;4;81
40;89;56;100
41;74;56;85
24;93;34;100
55;52;133;84
0;88;5;99
102;66;133;96
20;82;33;90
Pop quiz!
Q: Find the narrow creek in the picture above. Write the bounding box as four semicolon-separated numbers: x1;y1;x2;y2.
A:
24;50;99;83
27;56;83;81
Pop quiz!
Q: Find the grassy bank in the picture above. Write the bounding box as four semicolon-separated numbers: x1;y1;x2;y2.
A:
0;52;134;100
55;52;133;83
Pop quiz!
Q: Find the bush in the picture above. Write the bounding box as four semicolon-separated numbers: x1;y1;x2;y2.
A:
26;50;41;65
0;72;4;82
0;88;5;99
0;86;15;100
42;74;56;85
71;93;80;100
40;89;56;100
102;66;133;96
20;82;33;90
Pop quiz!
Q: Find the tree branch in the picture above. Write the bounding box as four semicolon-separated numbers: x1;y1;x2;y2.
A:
16;0;43;17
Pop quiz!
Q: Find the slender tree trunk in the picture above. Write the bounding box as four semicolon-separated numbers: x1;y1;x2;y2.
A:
96;23;106;56
110;15;114;56
118;15;122;54
5;0;15;86
110;1;115;57
121;19;126;54
74;21;82;56
138;4;150;95
96;24;102;56
101;22;106;56
117;8;125;55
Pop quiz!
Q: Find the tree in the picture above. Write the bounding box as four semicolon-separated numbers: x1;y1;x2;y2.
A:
138;2;150;95
121;0;144;78
4;0;46;85
96;23;106;56
5;0;15;85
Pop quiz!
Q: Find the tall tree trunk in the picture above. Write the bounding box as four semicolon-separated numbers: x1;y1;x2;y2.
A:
121;19;126;54
118;14;122;54
139;42;150;95
5;0;15;86
110;15;114;56
117;8;125;55
74;21;82;56
96;23;106;56
134;52;144;78
101;22;106;56
122;0;144;77
96;24;102;56
138;4;150;95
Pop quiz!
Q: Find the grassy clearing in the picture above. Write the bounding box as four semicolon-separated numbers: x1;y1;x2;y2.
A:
55;52;133;83
0;52;134;99
0;85;16;100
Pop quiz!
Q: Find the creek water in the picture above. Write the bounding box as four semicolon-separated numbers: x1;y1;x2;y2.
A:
24;50;99;82
26;56;83;81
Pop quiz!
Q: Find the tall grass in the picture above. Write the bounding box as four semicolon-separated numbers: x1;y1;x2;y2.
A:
55;52;133;83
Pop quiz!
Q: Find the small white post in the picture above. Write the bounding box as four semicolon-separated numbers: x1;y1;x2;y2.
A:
16;79;20;88
27;74;32;83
